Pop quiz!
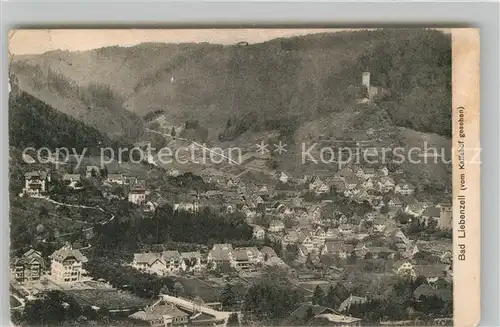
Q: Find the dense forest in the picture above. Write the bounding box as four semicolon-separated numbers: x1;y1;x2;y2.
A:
9;90;107;152
92;204;253;251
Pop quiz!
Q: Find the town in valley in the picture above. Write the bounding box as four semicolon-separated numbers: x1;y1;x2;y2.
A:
8;28;453;327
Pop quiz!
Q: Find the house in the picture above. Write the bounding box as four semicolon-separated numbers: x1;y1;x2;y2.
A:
231;249;252;270
277;171;289;184
174;201;200;213
208;244;233;268
377;176;395;192
181;252;204;273
309;177;330;195
260;246;278;261
338;295;367;312
388;198;403;209
62;173;82;190
107;173;124;184
269;219;285;233
129;301;189;327
12;249;45;283
421;207;441;226
343;176;359;193
287;304;338;325
297;244;309;257
363;168;375;178
405;203;428;217
133;253;167;276
377;166;389;177
283;230;299;244
371;217;387;233
22;171;49;197
338;224;354;236
362;178;375;190
321;240;347;259
393;260;416;280
85;165;100;178
414;264;450;283
128;179;147;205
438;203;453;230
251;225;266;240
49;244;88;283
298;233;315;253
395;182;416;195
330;177;347;193
240;247;262;264
162;251;183;273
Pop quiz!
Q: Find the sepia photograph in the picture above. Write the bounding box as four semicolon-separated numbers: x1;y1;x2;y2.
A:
7;28;470;327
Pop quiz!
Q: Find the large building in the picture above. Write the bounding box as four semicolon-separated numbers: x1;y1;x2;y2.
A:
21;171;49;197
49;245;88;283
12;249;45;283
128;179;147;205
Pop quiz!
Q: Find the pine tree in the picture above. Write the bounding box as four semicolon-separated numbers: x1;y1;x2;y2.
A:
312;285;325;305
220;283;237;309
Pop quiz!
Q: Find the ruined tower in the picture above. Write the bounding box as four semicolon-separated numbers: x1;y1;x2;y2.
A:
362;72;370;90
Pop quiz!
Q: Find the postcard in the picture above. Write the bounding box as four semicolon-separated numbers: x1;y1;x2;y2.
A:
8;28;479;326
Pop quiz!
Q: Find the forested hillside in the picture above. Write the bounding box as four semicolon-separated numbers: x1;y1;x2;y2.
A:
12;29;451;142
9;90;109;151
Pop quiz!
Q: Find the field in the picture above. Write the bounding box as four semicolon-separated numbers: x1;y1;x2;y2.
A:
65;289;151;311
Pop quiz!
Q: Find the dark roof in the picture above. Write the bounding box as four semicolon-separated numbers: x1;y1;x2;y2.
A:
423;207;441;218
290;304;337;320
50;246;88;263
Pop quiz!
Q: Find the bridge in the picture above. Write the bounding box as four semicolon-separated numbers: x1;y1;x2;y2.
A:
160;294;233;322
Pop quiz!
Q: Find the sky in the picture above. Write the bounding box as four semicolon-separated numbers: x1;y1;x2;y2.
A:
9;28;353;55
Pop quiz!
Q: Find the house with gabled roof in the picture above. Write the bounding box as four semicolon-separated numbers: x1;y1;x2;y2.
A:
269;219;285;234
405;202;428;217
395;182;416;195
421;207;441;226
12;249;45;283
338;295;367;312
128;179;147;205
388;197;403;209
50;244;88;283
321;240;347;259
132;253;166;275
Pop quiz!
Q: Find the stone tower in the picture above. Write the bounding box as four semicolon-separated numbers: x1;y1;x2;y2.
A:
362;72;370;89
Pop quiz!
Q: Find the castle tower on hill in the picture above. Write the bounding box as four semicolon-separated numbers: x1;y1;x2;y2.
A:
362;72;371;90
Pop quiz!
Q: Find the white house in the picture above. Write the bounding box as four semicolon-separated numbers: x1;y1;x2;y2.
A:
128;180;147;205
395;183;416;195
251;225;266;240
22;171;49;197
49;245;88;283
269;220;285;233
174;201;200;213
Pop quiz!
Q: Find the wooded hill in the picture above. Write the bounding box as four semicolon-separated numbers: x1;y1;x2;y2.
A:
11;29;451;142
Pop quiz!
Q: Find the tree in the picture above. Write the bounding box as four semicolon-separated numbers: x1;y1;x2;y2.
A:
160;285;170;295
304;307;315;322
325;285;340;309
347;251;357;264
39;206;49;218
173;282;184;296
171;127;176;138
220;283;237;309
227;313;239;326
312;285;325;305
